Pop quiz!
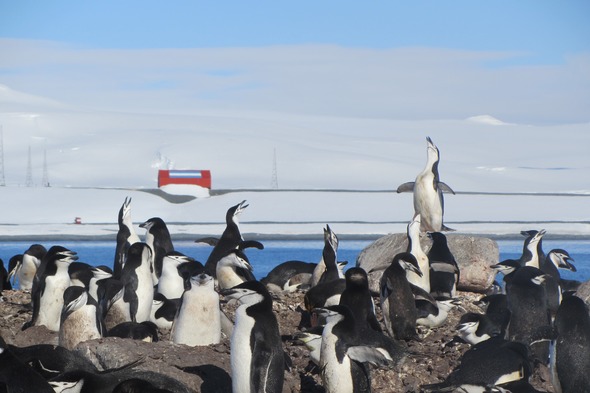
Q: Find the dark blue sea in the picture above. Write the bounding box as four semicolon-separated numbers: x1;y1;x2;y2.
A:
2;239;588;286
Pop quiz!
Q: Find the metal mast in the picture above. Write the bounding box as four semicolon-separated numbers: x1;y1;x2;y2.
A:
25;145;33;187
42;142;49;187
0;126;5;186
270;148;279;189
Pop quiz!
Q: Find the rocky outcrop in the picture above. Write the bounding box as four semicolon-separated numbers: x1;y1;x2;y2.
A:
575;279;590;305
356;233;499;294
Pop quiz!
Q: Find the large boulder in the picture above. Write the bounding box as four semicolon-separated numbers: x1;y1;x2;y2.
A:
575;279;590;306
357;233;499;295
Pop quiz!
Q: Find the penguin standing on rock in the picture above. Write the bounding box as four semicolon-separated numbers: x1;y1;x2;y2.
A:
216;249;255;291
427;232;460;300
172;270;221;346
339;267;381;333
120;242;154;323
551;294;590;393
156;251;197;299
204;200;250;278
314;305;393;393
8;243;47;291
59;286;102;350
113;197;141;279
380;252;422;340
221;280;285;393
140;217;174;285
505;266;551;363
311;224;340;287
397;136;455;232
25;246;78;332
405;214;430;293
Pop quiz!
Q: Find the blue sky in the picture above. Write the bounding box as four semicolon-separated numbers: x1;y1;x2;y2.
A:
0;1;589;124
2;2;588;59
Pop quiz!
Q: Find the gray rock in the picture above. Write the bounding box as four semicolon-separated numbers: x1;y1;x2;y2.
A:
356;233;499;294
575;279;590;305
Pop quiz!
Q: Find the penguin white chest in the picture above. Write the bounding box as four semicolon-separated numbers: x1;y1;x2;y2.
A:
231;306;255;393
413;173;443;230
320;329;354;393
38;271;70;331
135;265;155;322
59;305;101;350
173;286;221;346
157;268;184;299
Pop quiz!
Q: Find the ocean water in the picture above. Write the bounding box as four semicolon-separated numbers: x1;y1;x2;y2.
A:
1;238;588;286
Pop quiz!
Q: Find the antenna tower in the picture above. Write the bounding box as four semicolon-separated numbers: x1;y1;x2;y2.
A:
0;126;5;186
42;142;49;187
25;145;33;187
270;148;279;189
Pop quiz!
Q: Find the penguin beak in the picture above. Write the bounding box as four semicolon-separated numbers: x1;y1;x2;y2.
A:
558;255;576;272
401;258;423;277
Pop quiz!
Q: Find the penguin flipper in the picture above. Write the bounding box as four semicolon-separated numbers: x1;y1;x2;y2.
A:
438;182;455;194
239;240;264;251
347;346;393;368
195;237;219;246
396;182;415;193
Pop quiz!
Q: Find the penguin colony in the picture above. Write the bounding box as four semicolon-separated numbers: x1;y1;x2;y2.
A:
0;137;587;393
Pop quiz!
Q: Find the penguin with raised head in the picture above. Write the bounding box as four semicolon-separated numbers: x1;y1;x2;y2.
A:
156;251;197;299
397;136;455;232
119;242;154;323
311;224;340;287
0;335;55;392
140;217;174;285
25;246;78;332
59;286;102;350
544;249;576;279
314;305;393;393
428;232;460;300
505;266;551;363
216;248;255;290
380;252;422;340
172;269;221;346
8;243;47;291
204;200;250;278
220;280;285;393
114;197;141;279
519;229;546;268
405;214;430;293
520;229;546;267
551;294;590;393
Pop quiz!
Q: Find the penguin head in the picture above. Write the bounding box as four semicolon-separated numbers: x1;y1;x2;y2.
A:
189;271;214;288
425;136;440;165
7;254;22;281
393;252;423;277
220;280;269;306
407;214;421;237
491;259;520;275
456;312;482;333
139;217;166;232
25;244;48;259
312;305;351;324
164;251;195;267
524;229;545;250
91;265;113;281
218;249;252;271
323;224;339;252
46;246;78;264
119;196;133;222
62;286;89;316
547;249;576;272
344;267;369;290
227;200;248;225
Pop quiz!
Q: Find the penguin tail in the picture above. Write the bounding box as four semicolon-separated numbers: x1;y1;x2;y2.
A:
441;224;455;232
